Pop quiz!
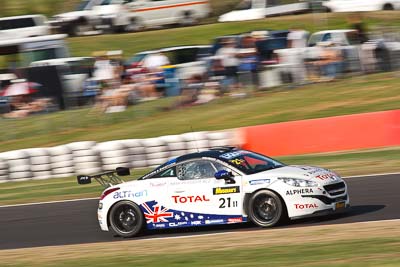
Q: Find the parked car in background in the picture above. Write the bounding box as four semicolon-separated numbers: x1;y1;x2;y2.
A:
94;0;211;33
322;0;400;12
0;15;50;41
50;0;103;36
218;0;313;22
30;57;95;97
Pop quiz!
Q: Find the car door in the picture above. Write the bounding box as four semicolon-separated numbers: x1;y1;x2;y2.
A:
167;159;244;226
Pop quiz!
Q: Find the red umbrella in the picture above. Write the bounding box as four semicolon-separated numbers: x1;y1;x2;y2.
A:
0;82;41;97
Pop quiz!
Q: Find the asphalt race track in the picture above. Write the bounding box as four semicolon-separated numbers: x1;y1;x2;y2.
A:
0;173;399;250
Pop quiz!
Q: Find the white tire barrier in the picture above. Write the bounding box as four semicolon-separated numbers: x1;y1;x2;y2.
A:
96;141;130;171
25;148;52;180
68;141;102;175
1;130;239;182
0;159;9;182
49;145;74;178
0;150;32;181
125;139;147;168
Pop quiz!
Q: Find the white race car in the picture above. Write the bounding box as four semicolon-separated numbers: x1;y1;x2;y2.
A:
78;147;349;237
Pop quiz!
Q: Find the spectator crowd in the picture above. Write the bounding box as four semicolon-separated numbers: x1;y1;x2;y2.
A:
1;16;399;118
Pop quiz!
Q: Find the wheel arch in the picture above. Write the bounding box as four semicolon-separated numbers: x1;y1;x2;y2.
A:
243;188;288;218
106;199;146;229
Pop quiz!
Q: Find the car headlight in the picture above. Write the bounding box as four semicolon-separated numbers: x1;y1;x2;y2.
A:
278;178;318;187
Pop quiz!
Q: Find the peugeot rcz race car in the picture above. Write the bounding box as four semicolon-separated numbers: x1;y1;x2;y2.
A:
78;147;349;237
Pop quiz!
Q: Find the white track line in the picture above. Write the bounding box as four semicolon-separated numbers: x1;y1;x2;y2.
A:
0;172;399;209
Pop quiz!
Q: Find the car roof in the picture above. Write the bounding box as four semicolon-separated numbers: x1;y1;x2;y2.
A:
0;14;46;21
140;147;238;179
175;147;236;163
30;57;93;66
313;29;356;35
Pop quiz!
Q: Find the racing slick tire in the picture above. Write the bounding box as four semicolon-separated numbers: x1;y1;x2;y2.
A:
248;190;286;227
109;200;144;238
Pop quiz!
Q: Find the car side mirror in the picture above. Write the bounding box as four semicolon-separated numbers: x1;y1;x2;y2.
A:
116;167;130;176
214;170;235;184
77;175;91;185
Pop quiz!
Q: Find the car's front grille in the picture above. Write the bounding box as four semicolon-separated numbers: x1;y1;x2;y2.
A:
324;182;346;196
302;194;347;205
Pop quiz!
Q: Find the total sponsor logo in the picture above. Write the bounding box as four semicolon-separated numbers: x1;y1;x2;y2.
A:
213;186;240;195
113;190;148;199
249;179;270;186
227;217;243;223
286;188;314;196
315;173;338;181
294;203;318;209
172;195;210;203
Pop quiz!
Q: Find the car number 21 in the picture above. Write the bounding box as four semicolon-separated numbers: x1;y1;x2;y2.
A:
219;197;238;208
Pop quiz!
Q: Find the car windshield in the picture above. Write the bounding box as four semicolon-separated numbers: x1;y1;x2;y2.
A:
76;0;91;11
220;150;285;175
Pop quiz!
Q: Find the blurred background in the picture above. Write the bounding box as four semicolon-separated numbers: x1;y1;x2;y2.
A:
0;0;400;184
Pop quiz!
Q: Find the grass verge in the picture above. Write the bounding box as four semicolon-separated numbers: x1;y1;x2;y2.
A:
1;146;399;206
1;72;400;152
1;220;400;266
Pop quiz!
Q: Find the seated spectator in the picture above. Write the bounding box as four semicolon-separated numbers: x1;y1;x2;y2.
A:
4;98;52;118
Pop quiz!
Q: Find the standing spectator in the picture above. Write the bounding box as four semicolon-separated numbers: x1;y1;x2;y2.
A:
286;27;309;85
216;38;240;91
92;52;115;88
143;52;170;72
238;35;259;91
316;41;343;81
287;28;309;49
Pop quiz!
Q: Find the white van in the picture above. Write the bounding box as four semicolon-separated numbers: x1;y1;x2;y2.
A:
94;0;210;32
0;15;50;41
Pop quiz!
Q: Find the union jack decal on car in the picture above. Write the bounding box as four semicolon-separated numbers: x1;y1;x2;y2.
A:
142;201;173;223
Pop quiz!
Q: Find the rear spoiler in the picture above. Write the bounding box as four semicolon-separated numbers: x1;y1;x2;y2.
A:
77;167;131;188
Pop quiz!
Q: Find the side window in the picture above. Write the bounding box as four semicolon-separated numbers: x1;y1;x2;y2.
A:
322;33;332;42
211;161;239;176
177;160;216;180
152;166;176;178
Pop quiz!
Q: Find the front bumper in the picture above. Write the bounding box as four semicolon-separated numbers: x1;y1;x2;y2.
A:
290;198;350;220
287;192;350;220
98;202;109;231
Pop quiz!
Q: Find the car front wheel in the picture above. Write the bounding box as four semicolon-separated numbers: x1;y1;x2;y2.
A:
248;190;285;227
109;200;144;237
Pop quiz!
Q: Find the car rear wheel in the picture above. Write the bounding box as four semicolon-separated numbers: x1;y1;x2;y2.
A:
109;201;144;237
248;190;285;227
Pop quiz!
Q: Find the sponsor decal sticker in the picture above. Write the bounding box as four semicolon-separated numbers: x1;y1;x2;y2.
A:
169;222;189;227
249;179;270;185
172;195;210;203
286;188;314;195
154;223;167;228
142;202;173;223
227;217;243;223
113;190;148;199
205;219;224;224
220;150;248;160
315;173;338;181
294;203;318;209
213;186;240;195
191;221;202;226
